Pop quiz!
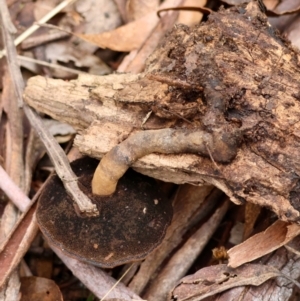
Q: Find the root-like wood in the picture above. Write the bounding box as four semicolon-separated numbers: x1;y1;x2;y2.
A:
24;2;300;222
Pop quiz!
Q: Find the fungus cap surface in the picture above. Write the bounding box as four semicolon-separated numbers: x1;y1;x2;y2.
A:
36;157;173;268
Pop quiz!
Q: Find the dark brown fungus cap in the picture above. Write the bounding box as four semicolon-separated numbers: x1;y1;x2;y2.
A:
36;157;173;268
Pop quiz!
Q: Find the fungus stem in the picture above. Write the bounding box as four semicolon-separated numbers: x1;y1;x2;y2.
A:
92;128;240;195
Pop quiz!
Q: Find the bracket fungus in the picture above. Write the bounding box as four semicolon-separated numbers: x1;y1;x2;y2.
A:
37;157;173;267
37;127;239;267
36;89;240;267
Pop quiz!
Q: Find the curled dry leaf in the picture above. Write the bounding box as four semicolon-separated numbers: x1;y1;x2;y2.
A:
227;220;300;268
170;264;286;301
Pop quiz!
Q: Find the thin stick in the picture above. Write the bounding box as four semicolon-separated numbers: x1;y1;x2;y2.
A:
35;22;74;35
285;245;300;257
0;166;32;212
205;142;220;170
0;0;77;59
18;55;87;75
0;0;16;34
0;0;98;216
144;200;229;300
100;263;134;301
158;105;193;124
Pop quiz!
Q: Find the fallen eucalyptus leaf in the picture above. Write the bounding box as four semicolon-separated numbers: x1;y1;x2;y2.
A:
170;264;291;301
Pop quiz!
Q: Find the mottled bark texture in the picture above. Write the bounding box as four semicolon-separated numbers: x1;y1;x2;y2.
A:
24;2;300;222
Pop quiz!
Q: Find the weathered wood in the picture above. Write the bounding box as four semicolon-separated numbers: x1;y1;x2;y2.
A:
24;2;300;222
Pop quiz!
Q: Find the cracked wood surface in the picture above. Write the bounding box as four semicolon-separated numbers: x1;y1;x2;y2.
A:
24;3;300;222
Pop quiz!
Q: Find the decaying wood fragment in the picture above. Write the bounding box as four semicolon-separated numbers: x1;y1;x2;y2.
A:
24;2;300;222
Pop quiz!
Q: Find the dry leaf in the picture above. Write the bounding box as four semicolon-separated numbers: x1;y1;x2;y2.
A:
35;0;119;77
120;0;182;73
20;276;63;301
284;15;300;50
177;0;207;26
220;0;250;4
0;205;39;289
126;0;159;21
170;264;285;301
76;0;183;52
34;0;62;21
76;11;159;52
222;0;278;8
228;220;300;268
75;0;122;52
264;0;279;10
221;0;300;14
272;0;300;14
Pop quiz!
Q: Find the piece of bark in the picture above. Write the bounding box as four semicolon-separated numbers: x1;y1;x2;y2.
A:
24;3;300;222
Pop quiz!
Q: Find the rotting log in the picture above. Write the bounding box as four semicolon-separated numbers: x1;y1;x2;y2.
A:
24;2;300;222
